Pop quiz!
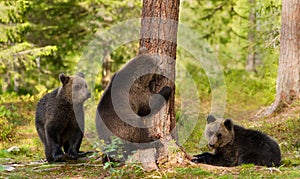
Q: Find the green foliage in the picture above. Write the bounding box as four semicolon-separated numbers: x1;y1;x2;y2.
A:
179;0;280;109
180;0;281;69
0;0;142;94
0;94;23;141
0;93;35;141
0;149;11;159
225;69;276;108
103;137;124;160
0;0;58;94
0;0;281;103
100;137;124;175
98;136;147;177
0;106;15;141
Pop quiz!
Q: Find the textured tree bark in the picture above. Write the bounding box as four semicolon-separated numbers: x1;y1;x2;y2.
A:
133;0;190;171
263;0;300;115
140;0;178;144
246;0;257;73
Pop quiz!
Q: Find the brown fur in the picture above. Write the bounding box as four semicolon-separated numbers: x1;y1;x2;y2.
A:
96;48;172;159
35;73;91;162
192;115;281;167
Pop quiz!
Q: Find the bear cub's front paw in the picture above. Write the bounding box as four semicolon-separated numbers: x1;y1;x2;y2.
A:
53;150;66;162
191;152;211;164
66;150;79;160
160;86;172;100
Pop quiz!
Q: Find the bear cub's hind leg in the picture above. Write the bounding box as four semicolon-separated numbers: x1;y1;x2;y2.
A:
45;127;65;162
64;128;84;160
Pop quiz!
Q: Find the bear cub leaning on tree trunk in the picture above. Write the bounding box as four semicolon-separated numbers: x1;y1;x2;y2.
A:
96;47;172;161
192;115;281;167
35;73;91;162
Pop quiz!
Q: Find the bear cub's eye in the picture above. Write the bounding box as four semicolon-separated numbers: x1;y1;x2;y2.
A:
217;133;222;139
208;131;214;137
74;84;82;90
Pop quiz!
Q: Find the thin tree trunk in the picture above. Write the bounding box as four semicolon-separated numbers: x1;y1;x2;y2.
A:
101;55;112;89
246;0;257;73
2;72;11;92
263;0;300;116
134;0;190;171
140;0;178;143
13;58;20;93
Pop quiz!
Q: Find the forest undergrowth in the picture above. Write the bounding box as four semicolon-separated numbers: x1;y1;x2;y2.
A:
0;89;299;178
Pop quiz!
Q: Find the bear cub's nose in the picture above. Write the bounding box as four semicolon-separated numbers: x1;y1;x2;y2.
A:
209;143;215;148
87;92;91;98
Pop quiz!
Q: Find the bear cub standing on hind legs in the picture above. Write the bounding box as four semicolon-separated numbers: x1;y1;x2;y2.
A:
192;115;281;167
35;73;91;162
96;48;172;160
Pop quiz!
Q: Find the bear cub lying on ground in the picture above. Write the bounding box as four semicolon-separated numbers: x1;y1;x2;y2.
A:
192;115;281;167
35;73;91;162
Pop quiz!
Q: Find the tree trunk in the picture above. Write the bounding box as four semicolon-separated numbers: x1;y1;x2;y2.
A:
2;72;11;92
101;55;112;89
140;0;178;143
263;0;300;115
246;0;257;73
133;0;190;171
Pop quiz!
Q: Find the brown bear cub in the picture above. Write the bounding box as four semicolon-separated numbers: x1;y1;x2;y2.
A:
35;73;91;162
96;48;172;160
192;115;281;167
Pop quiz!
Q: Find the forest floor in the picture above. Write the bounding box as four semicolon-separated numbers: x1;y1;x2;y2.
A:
0;94;299;178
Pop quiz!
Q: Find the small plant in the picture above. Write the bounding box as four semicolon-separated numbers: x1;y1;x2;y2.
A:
102;137;125;175
0;149;12;159
103;137;125;161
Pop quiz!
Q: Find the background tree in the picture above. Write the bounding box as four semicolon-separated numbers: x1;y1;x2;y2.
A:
263;0;300;115
246;0;257;72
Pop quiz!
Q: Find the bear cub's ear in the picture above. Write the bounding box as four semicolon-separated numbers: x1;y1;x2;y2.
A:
207;114;217;124
224;119;233;130
59;73;70;85
76;72;85;78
